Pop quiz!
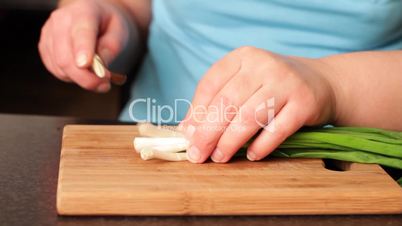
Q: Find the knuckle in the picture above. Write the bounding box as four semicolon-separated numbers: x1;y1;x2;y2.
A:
263;53;284;70
219;93;237;109
50;10;64;21
209;63;227;77
196;78;215;96
261;50;276;60
236;46;258;55
49;10;59;20
72;15;97;32
239;106;257;125
50;9;72;25
282;70;298;80
236;72;253;89
216;51;242;73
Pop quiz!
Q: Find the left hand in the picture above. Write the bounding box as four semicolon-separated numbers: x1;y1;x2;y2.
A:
179;46;337;163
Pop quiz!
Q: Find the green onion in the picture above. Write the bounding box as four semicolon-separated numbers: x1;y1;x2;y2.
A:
133;124;402;170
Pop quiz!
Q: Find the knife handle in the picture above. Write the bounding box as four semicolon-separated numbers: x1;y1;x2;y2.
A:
92;54;127;86
110;72;127;86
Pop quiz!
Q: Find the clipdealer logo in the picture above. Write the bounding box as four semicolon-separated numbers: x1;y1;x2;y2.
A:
128;97;276;132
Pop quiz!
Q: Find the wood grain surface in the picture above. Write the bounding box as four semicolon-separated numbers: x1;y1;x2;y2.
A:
57;125;402;216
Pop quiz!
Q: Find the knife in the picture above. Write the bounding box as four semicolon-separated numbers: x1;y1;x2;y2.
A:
91;54;127;86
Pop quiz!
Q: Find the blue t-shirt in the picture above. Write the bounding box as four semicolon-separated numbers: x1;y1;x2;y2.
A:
119;0;402;123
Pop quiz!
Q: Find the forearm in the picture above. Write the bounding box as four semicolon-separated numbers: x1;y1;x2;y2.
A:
320;50;402;130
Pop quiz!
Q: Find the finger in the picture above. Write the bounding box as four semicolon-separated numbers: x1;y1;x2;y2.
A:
71;13;99;68
186;65;265;163
44;40;72;82
179;51;242;129
38;21;70;82
246;102;305;161
211;87;287;163
51;14;110;92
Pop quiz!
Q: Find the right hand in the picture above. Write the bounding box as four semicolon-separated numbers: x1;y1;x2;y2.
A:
38;0;131;92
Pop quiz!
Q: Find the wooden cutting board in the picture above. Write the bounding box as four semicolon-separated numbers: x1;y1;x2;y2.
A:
57;125;402;215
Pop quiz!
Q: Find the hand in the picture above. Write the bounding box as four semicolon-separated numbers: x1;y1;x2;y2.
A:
179;46;336;163
38;0;131;92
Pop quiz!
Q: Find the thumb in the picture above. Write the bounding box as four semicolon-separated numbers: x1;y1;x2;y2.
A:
71;13;100;68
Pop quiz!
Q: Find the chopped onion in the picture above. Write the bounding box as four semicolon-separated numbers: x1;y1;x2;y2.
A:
133;137;189;153
140;147;188;161
138;123;183;137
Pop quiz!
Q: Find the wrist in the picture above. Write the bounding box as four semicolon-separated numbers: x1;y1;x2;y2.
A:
292;56;339;125
314;56;345;126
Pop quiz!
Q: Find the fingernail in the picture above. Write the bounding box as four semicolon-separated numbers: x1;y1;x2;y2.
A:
76;52;88;67
187;145;201;163
185;125;195;140
211;148;224;162
247;151;257;161
96;83;111;93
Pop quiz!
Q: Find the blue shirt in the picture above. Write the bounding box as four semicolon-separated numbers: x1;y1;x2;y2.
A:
119;0;402;123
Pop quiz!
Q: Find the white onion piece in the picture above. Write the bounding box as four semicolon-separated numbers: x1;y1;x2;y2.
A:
133;137;189;153
140;148;188;161
138;123;183;137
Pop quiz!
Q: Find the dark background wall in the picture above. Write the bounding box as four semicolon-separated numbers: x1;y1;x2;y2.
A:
0;0;125;120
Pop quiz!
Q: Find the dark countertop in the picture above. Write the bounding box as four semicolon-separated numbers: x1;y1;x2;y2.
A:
0;0;56;10
0;113;401;226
